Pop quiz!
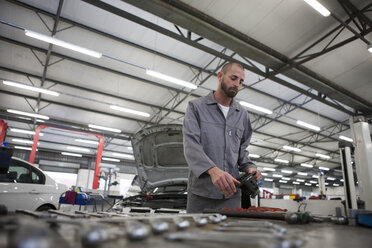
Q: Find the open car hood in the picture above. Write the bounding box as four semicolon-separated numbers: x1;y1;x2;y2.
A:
131;124;188;192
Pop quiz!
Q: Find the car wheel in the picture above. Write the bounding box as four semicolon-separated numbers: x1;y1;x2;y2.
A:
36;205;55;212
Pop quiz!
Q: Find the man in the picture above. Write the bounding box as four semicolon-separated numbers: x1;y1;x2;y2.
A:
183;62;262;213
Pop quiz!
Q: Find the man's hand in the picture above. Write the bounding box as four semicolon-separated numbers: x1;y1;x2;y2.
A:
208;167;240;196
247;167;262;181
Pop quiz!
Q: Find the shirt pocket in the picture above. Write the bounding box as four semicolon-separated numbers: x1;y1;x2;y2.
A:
231;128;243;153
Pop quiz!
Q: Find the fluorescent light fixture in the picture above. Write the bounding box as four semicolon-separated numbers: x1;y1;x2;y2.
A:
66;146;90;152
303;0;331;17
261;172;268;176
88;124;121;133
14;146;37;151
112;152;135;160
146;69;197;89
296;179;305;182
300;163;313;168
282;177;291;180
339;135;353;142
281;170;293;174
293;182;300;185
12;139;39;145
3;80;59;96
248;153;260;158
102;157;120;162
275;158;289;164
75;139;99;145
296;120;321;131
368;45;372;54
25;30;102;58
340;179;344;182
297;172;308;176
110;105;151;117
61;152;82;157
264;178;274;182
310;180;317;184
7;109;49;120
272;174;283;178
312;175;319;178
239;101;273;115
305;183;312;186
279;180;287;183
283;145;301;152
263;167;276;171
315;153;331;159
319;166;330;171
10;128;44;136
325;182;329;186
327;177;336;181
333;183;339;187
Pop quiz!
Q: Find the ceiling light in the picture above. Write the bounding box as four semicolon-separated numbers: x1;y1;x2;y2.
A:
300;163;313;168
239;101;273;115
281;169;293;174
10;128;44;136
340;179;344;182
7;109;49;120
310;180;318;184
14;146;37;151
333;183;340;187
303;0;331;17
88;124;121;133
112;152;135;160
296;179;305;182
75;139;99;145
282;177;291;180
272;174;283;178
275;158;289;164
283;145;301;152
102;157;120;162
261;172;268;176
325;182;329;185
312;175;319;178
293;182;300;185
12;139;39;145
146;69;197;89
263;167;276;171
61;152;82;157
368;45;372;54
25;30;102;58
66;146;90;152
296;120;321;131
315;153;330;159
339;135;353;142
279;180;287;183
248;153;260;158
110;105;151;117
297;172;308;176
264;178;274;182
305;183;312;186
319;166;330;171
3;80;60;96
327;177;336;181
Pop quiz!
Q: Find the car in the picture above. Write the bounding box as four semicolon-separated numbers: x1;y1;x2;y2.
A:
0;149;68;212
112;124;188;212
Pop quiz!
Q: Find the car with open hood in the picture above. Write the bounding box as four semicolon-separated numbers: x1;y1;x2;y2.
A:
112;124;188;212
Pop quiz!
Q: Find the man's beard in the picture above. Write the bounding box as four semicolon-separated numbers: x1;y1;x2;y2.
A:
221;79;238;98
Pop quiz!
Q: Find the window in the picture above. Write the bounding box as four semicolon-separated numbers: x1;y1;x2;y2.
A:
8;159;45;184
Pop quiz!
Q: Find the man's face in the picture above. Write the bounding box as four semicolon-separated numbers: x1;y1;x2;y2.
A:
219;64;245;98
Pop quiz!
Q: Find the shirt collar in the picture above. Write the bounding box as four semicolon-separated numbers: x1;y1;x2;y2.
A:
206;91;240;111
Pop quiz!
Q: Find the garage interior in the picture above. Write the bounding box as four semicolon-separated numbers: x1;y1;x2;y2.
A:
0;0;372;247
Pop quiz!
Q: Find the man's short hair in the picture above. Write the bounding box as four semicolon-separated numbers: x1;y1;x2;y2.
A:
221;62;244;73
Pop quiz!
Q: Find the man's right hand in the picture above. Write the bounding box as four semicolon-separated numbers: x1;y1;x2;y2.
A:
207;167;240;197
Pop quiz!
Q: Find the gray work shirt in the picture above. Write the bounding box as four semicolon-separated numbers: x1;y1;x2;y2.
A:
183;91;256;199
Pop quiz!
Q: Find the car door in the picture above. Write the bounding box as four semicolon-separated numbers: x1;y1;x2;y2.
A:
0;159;46;211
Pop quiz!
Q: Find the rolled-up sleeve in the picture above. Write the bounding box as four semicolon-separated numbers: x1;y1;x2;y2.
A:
183;102;216;178
238;114;257;173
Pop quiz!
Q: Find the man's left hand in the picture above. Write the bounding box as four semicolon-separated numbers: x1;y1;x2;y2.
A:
247;168;262;181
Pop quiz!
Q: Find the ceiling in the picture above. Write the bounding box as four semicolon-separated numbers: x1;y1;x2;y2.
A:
0;0;371;188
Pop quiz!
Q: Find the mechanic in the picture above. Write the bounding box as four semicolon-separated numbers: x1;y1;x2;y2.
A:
183;61;262;213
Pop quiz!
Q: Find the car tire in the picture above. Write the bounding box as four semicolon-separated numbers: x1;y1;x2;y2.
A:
36;205;55;212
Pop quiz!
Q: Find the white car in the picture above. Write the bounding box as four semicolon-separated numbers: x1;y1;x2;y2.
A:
0;157;68;212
